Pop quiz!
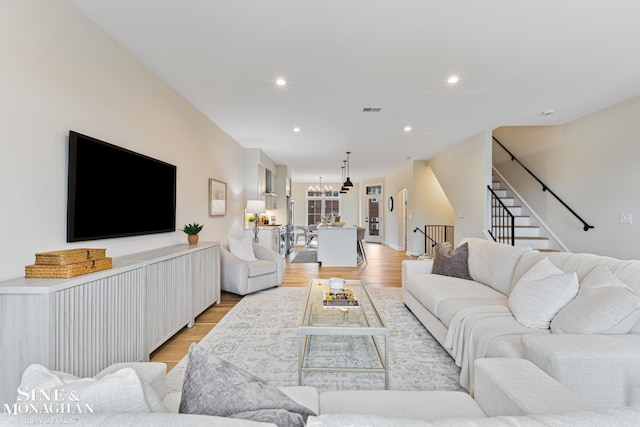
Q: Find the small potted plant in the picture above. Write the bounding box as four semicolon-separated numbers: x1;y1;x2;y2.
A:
182;223;203;245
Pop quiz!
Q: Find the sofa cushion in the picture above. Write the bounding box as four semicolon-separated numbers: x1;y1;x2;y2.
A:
18;364;167;413
484;335;525;359
551;265;640;334
319;390;485;420
437;297;508;328
513;251;640;332
179;343;315;426
308;409;640;427
474;358;590;417
463;238;533;296
508;257;579;329
522;334;640;408
432;242;473;280
405;273;505;317
95;362;167;400
228;235;257;261
246;259;277;277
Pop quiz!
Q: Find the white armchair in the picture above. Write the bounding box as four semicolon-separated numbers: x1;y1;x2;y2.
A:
220;242;283;295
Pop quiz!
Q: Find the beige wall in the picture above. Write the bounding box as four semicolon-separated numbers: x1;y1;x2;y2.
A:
0;1;246;281
429;131;492;244
379;160;454;254
493;95;640;258
384;164;412;250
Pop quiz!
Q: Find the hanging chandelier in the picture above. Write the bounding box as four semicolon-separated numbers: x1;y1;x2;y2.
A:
343;151;353;188
308;177;332;196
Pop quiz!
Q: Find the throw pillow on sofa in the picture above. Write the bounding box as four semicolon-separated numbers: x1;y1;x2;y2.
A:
508;257;579;329
179;343;315;427
17;364;167;413
551;265;640;334
228;235;257;261
432;242;473;280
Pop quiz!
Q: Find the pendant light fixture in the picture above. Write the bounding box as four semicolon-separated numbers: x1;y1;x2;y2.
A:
343;151;353;188
340;163;347;193
340;160;349;192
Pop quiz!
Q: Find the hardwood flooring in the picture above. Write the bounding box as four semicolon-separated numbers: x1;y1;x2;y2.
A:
150;242;408;370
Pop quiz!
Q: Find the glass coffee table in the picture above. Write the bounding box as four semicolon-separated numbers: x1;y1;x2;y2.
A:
298;279;388;389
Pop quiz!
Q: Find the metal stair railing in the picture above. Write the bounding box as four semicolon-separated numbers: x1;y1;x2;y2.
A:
413;225;454;256
487;185;515;246
493;136;594;232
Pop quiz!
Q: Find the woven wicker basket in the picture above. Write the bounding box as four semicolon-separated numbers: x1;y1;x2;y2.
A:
34;248;107;266
25;257;113;279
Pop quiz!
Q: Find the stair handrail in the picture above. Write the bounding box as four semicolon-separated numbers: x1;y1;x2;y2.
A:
487;185;515;246
493;136;594;232
413;227;438;249
413;225;454;255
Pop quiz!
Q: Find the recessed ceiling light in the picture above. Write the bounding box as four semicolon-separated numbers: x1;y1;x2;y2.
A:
447;75;459;84
275;78;286;86
404;126;412;132
293;127;301;132
542;109;555;116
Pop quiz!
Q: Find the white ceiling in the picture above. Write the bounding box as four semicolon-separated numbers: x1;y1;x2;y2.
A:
70;0;640;183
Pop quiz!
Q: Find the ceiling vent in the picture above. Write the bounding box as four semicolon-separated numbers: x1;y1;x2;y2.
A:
362;107;382;112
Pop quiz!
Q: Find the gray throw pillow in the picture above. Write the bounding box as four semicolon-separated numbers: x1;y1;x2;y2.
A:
432;242;473;280
179;343;315;427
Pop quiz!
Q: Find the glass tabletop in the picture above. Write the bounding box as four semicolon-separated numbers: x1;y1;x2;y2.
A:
298;278;389;389
300;279;385;331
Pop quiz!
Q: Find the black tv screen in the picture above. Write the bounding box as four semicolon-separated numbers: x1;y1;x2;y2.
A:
67;131;177;242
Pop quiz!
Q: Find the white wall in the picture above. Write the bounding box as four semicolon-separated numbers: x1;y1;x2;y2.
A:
0;1;246;281
493;95;640;259
380;161;454;254
384;164;412;250
429;131;492;244
409;162;455;253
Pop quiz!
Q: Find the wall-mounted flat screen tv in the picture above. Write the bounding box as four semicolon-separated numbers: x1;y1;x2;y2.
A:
67;131;177;242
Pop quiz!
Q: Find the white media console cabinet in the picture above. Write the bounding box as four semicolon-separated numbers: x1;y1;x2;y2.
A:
0;242;220;405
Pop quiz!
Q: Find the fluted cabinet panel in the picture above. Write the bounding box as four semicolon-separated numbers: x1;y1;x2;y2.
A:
54;268;145;377
192;246;220;316
146;255;192;353
0;242;220;405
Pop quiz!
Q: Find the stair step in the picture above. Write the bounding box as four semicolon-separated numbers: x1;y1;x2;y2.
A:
492;225;540;237
493;215;530;226
514;236;549;249
493;206;522;215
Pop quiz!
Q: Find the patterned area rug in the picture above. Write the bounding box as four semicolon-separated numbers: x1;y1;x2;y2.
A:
165;287;463;393
290;250;318;263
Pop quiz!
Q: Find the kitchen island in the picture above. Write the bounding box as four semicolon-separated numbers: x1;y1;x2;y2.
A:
316;225;358;267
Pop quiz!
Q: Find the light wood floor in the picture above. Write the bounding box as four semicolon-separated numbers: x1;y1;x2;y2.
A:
150;242;409;370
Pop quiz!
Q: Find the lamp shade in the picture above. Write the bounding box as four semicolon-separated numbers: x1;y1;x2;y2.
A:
246;199;266;213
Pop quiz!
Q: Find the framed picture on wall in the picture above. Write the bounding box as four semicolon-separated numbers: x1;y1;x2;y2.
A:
209;178;226;216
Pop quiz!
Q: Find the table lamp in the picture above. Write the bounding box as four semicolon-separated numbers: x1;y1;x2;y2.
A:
246;199;266;243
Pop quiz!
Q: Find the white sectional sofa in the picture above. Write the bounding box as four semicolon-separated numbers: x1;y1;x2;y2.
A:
4;359;640;426
402;237;640;408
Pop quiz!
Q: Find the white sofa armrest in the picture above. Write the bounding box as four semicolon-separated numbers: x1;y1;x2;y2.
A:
473;358;589;417
522;334;640;408
401;259;434;286
220;245;250;294
253;243;283;284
